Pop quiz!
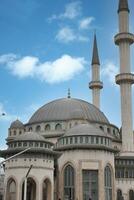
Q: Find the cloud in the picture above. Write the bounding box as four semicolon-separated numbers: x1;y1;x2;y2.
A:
0;54;86;84
101;61;118;85
48;1;81;22
79;17;94;30
56;26;89;43
56;27;76;43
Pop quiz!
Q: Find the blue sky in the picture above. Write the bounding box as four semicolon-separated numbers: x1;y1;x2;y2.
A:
0;0;134;149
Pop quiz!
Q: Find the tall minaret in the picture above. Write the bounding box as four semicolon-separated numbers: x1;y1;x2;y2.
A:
115;0;134;152
89;34;103;109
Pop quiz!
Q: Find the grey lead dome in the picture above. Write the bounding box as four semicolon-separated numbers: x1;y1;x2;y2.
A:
28;98;109;124
10;119;24;129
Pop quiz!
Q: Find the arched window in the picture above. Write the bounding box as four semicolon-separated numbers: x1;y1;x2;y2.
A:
129;190;134;200
14;131;16;135
45;124;50;131
36;125;41;132
7;179;16;200
55;123;62;131
22;178;36;200
42;179;51;200
104;165;112;200
64;165;75;200
100;126;104;131
117;189;123;200
29;127;33;132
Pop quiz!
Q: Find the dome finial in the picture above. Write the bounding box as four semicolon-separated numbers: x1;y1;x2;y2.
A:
68;88;71;98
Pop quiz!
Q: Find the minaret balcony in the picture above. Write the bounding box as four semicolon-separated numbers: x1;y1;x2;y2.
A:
114;32;134;45
116;73;134;85
89;81;103;89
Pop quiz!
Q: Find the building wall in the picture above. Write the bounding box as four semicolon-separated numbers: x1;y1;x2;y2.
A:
4;156;54;200
57;149;115;200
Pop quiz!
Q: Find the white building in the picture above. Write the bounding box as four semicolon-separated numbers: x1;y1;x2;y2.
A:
0;0;134;200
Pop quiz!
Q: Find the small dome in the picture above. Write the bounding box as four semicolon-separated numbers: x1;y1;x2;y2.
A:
14;132;45;142
10;119;24;129
65;123;110;137
28;98;109;124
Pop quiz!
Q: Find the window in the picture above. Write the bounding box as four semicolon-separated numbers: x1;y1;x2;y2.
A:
96;137;99;144
80;136;83;143
36;125;41;132
7;179;16;200
14;131;16;135
45;124;50;131
104;166;112;200
64;165;75;200
55;123;62;131
29;127;33;132
19;131;22;135
23;142;27;147
129;190;134;200
70;137;73;144
75;137;78;144
100;126;104;131
107;128;111;133
117;189;123;200
83;170;98;200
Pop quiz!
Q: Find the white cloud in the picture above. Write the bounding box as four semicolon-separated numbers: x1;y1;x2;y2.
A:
79;17;94;30
48;1;81;22
56;27;76;43
0;54;86;84
101;61;118;85
56;27;89;43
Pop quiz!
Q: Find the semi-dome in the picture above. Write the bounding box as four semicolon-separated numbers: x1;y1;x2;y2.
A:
28;98;109;124
14;132;46;142
10;119;24;129
65;123;111;137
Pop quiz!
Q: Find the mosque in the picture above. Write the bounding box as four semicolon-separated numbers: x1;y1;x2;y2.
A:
0;0;134;200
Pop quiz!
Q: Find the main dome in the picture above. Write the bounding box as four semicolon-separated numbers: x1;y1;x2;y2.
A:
28;98;109;124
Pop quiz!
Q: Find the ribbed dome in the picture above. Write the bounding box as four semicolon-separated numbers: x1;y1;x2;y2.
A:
10;119;24;129
14;132;45;142
65;123;110;137
28;98;109;124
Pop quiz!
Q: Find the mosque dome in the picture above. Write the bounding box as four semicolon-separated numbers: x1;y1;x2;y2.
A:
28;98;109;125
10;119;24;129
65;123;111;137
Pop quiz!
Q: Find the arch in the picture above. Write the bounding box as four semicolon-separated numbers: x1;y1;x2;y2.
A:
104;165;112;200
129;190;134;200
64;164;75;200
55;123;62;131
28;127;33;132
36;125;41;132
42;178;52;200
6;178;17;200
45;124;50;131
117;189;123;200
22;177;36;200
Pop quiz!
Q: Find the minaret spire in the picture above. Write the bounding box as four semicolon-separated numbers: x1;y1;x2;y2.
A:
89;34;103;109
92;33;100;65
115;0;134;152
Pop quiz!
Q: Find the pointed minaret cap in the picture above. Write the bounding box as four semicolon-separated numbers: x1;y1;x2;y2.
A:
91;34;100;66
118;0;130;13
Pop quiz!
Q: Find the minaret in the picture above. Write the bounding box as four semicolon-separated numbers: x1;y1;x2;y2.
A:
89;34;103;109
115;0;134;152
